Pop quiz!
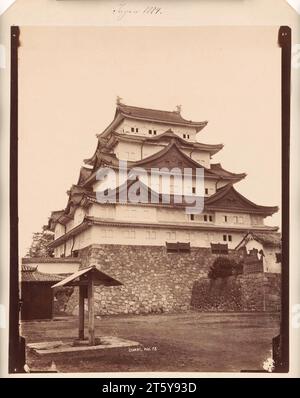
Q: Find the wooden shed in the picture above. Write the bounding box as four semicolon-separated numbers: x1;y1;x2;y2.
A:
20;265;63;320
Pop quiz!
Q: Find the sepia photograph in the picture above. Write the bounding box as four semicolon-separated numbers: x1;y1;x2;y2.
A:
13;25;285;374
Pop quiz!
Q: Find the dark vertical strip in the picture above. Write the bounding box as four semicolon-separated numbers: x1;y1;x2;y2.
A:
278;26;291;373
9;26;21;373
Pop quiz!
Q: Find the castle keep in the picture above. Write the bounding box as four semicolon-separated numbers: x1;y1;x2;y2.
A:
46;101;279;314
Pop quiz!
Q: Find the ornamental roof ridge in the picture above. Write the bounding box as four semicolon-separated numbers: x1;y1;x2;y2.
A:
116;102;208;129
96;102;209;140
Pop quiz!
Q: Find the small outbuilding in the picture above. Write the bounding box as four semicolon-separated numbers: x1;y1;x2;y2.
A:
20;265;63;320
235;232;281;273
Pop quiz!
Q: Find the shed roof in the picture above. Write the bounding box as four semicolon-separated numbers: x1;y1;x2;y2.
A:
51;266;123;288
235;231;281;250
21;265;64;283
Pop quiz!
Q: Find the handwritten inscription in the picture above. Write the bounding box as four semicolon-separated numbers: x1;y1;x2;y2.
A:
128;346;158;352
113;3;163;20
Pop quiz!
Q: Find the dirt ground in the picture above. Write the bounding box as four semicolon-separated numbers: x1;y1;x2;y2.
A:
21;311;280;373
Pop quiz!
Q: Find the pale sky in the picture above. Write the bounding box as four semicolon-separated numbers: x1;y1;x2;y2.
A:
18;26;281;257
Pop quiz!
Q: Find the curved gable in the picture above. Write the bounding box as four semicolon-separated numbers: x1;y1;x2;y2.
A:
206;185;278;216
132;141;209;172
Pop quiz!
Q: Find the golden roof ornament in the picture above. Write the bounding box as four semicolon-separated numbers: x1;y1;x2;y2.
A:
175;104;182;114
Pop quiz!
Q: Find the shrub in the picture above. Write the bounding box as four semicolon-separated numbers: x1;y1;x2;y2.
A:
208;257;241;279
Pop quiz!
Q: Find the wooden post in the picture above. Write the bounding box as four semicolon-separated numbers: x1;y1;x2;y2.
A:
78;285;85;340
88;274;95;346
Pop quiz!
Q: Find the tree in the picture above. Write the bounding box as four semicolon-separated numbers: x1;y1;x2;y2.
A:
26;227;54;258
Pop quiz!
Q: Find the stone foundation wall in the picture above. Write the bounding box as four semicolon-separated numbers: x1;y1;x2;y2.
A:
66;244;243;315
191;273;281;312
